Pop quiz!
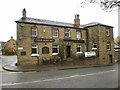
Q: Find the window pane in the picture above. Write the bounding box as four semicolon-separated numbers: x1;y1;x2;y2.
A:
93;43;97;48
106;30;110;36
77;31;81;39
77;45;82;52
42;47;49;54
106;42;111;50
52;29;58;37
65;30;70;37
32;48;37;54
52;45;58;53
31;27;37;36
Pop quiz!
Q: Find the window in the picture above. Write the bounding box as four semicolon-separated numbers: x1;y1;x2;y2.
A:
31;27;37;37
52;29;58;37
106;42;111;50
76;30;82;39
42;47;49;54
76;45;82;53
52;45;59;55
31;45;38;54
92;43;97;50
65;30;70;38
106;29;110;36
21;52;26;56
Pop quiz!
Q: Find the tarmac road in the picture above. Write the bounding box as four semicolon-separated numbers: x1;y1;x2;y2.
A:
0;56;119;88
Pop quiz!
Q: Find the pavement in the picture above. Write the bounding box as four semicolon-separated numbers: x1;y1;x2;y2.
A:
2;62;118;72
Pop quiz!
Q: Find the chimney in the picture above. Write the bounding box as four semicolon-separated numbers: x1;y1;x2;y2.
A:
11;36;13;39
74;14;80;26
22;8;26;17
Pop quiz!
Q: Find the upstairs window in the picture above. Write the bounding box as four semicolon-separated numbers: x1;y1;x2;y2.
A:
76;30;82;39
64;30;70;38
106;42;111;50
42;47;49;54
31;27;37;37
76;45;82;53
92;43;97;50
106;29;110;36
31;45;38;54
52;29;58;37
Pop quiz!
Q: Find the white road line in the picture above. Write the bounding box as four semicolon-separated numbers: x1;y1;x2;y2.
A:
0;69;118;87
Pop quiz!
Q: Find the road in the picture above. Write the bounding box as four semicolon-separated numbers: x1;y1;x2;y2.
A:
0;56;119;88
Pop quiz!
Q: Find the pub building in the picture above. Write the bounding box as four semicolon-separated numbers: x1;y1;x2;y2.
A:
15;9;115;66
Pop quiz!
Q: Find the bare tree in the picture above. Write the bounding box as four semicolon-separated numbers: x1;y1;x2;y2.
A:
81;0;120;11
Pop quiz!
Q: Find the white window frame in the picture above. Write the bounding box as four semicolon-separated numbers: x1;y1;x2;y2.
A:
106;29;110;36
31;27;37;37
92;43;97;50
52;45;59;55
64;30;70;38
76;30;82;39
31;45;39;56
52;29;58;37
106;42;111;50
76;45;82;54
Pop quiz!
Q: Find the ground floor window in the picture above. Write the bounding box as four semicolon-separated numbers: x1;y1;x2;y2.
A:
42;47;49;54
76;45;82;54
52;45;59;55
31;45;38;54
92;43;97;50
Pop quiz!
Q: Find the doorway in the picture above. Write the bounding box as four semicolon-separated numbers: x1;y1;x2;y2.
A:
66;46;71;58
109;55;112;64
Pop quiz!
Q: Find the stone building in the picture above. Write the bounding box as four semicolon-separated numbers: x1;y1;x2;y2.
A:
83;22;115;64
3;37;16;55
15;9;115;66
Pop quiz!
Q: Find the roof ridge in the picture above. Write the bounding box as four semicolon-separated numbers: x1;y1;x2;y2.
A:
23;17;73;25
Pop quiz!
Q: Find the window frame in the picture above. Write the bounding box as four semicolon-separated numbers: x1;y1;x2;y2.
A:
31;26;37;37
76;44;82;54
52;45;59;55
106;29;110;36
31;44;39;56
92;43;97;50
106;42;111;50
64;30;70;38
42;47;49;54
52;29;59;37
76;30;82;39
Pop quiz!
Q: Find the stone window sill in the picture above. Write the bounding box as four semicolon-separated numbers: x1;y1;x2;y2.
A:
52;53;58;55
76;52;83;54
31;54;39;56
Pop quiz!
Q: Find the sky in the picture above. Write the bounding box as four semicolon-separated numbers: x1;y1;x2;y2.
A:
0;0;118;42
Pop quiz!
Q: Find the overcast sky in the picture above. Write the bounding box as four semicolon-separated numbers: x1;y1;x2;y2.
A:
0;0;118;42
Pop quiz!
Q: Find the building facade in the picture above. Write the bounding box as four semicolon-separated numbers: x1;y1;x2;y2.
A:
16;9;115;66
83;23;115;64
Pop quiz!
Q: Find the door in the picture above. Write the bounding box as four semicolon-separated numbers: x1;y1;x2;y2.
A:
109;55;112;64
66;46;71;58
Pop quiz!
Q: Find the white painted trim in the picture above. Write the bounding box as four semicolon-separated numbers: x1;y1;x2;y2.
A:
31;54;39;56
18;47;23;50
52;53;58;55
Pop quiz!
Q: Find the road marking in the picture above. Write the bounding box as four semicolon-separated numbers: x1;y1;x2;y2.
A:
0;69;118;87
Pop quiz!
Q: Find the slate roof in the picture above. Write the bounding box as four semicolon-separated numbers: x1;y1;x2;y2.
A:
15;17;84;29
15;17;113;29
82;22;113;28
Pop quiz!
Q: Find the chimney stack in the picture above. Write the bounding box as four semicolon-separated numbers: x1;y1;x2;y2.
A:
22;8;26;17
74;14;80;26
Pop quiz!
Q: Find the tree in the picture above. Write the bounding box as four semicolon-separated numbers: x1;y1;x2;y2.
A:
114;36;120;46
81;0;120;12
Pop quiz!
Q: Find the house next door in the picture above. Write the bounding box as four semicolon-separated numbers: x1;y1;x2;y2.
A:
66;46;71;58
